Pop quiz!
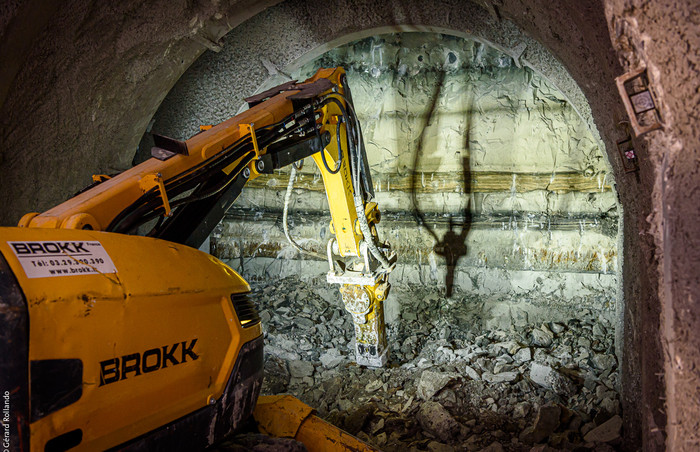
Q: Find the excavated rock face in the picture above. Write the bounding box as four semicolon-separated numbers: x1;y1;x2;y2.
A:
208;33;619;322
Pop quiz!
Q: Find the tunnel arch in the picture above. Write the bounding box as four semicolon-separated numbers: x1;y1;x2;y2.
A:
1;0;692;449
242;24;599;132
149;6;607;153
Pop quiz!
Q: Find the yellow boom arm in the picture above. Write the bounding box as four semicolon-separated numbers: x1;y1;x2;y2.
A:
20;67;395;366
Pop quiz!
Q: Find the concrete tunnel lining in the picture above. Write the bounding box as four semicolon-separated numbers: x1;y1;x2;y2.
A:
1;0;697;449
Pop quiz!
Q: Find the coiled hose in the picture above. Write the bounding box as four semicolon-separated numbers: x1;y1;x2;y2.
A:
283;165;326;260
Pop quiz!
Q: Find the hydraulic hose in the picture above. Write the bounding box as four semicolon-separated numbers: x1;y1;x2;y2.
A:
283;165;326;260
108;112;300;234
320;96;361;190
353;195;391;270
322;93;391;270
318;120;343;175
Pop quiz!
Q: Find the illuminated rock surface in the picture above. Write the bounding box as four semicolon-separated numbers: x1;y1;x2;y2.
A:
216;33;619;316
217;276;622;451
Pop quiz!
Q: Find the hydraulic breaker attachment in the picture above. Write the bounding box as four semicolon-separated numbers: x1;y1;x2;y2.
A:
338;281;389;367
326;232;395;367
273;68;397;368
254;395;379;452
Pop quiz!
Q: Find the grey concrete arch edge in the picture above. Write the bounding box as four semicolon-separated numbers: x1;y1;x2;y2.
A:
151;0;603;151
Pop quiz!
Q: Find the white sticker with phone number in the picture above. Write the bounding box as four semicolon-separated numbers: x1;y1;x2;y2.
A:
7;240;117;278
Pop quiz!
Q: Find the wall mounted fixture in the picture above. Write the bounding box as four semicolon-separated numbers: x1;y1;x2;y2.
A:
616;136;639;173
615;67;663;136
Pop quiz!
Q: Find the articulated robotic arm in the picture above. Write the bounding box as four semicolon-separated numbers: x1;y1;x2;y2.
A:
21;67;396;367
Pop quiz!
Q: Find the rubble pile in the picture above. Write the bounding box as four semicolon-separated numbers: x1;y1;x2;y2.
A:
248;276;622;451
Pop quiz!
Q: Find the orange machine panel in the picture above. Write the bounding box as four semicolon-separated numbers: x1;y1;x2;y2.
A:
0;227;262;451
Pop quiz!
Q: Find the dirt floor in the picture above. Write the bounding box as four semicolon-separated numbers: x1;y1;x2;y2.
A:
215;276;622;451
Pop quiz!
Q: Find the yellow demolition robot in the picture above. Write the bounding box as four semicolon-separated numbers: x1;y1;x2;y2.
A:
0;67;395;451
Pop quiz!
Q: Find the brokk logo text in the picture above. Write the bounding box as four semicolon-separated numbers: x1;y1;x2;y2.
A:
11;241;89;255
99;339;199;386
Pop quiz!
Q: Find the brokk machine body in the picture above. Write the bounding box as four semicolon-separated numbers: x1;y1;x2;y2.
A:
0;67;394;451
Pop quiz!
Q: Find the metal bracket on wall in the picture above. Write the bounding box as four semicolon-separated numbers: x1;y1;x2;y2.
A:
615;67;663;137
616;136;639;173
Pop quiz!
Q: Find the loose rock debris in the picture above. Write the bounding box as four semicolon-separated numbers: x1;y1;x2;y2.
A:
218;276;622;451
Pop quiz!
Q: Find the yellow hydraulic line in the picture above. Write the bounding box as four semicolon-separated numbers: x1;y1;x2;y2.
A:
139;173;172;217
254;395;379;452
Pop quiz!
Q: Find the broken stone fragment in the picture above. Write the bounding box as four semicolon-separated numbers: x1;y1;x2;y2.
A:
592;323;606;337
417;370;454;400
550;322;565;334
265;345;300;362
551;344;572;361
532;348;551;365
344;403;376;435
337;398;353;412
439;326;451;340
262;356;290;394
492;361;513;374
548;429;579;449
355;431;372;444
528;445;559;452
319;348;344;368
583;414;622;443
514;347;532;362
298;341;313;351
492;340;520;354
296;317;315;330
369;417;385;435
513;402;530;418
364;380;383;392
482;371;518;384
288;359;314;378
531;328;554;347
259;309;272;324
528;362;574;395
475;357;494;373
428;440;455;452
529;362;555;388
591;353;617;371
464;365;481;381
438;388;458;405
581;421;596;436
402;310;418;321
511;308;530;328
577;336;592;348
477;441;504;452
417;401;463;443
600;397;620;415
519;404;561;444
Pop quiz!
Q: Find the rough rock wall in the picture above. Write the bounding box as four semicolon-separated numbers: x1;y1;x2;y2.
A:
0;0;264;225
605;2;700;450
207;33;619;323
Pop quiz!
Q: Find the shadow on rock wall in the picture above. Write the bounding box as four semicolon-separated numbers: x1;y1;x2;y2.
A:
410;68;472;298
